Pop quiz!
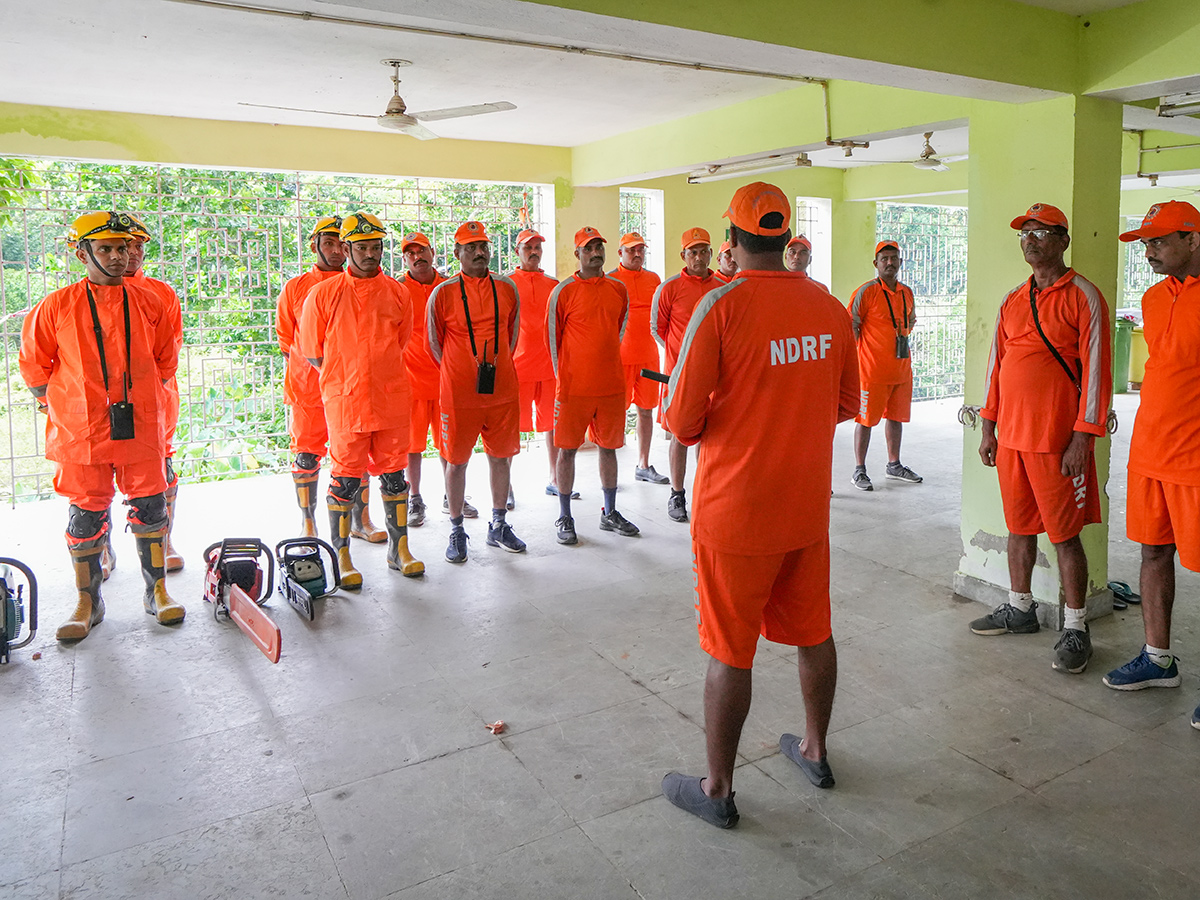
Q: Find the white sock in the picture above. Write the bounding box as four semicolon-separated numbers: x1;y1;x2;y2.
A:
1145;644;1173;667
1008;590;1034;613
1063;606;1087;632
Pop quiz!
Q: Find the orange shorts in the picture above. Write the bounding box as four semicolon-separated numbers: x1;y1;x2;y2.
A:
997;446;1100;544
409;396;443;455
328;426;407;478
856;379;912;427
624;364;660;411
1127;472;1200;571
518;379;555;433
440;402;521;465
289;401;328;457
692;537;832;669
54;458;168;510
554;394;626;450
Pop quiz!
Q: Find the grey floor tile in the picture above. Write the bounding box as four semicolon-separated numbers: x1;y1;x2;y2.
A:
0;767;66;888
587;620;712;694
0;871;61;900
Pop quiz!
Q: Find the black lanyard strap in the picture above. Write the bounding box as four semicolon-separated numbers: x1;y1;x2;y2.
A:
1027;277;1081;394
458;274;500;363
84;282;132;401
881;281;910;333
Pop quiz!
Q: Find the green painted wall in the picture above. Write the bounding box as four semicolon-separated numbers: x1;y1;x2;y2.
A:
1082;0;1200;97
551;185;621;279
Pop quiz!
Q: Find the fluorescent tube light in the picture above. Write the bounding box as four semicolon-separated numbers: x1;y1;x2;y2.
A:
688;154;812;184
1157;92;1200;118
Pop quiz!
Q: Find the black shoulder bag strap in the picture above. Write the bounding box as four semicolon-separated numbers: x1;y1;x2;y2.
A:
84;282;132;402
1027;277;1081;394
881;280;910;334
458;273;500;363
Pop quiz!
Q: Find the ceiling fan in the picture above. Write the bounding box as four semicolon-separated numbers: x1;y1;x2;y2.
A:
239;59;517;141
839;132;967;171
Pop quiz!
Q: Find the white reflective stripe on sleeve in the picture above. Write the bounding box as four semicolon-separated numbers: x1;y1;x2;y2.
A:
545;276;573;377
663;277;742;416
426;277;454;364
1072;274;1106;427
982;291;1017;409
496;274;521;354
650;274;679;348
604;275;629;342
849;283;869;339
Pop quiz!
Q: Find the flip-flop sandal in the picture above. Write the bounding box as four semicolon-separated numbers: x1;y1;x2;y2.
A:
1108;581;1141;607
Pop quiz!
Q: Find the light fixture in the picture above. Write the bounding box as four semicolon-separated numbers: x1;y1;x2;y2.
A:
687;153;812;184
1157;91;1200;118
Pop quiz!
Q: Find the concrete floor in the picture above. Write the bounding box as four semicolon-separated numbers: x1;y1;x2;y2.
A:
2;392;1197;900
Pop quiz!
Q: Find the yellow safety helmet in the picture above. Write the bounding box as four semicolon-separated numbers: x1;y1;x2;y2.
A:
67;211;137;248
309;216;343;240
125;213;153;242
339;211;387;242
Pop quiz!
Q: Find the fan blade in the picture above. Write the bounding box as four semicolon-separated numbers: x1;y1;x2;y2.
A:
399;122;441;141
411;101;517;122
940;154;969;163
238;102;375;118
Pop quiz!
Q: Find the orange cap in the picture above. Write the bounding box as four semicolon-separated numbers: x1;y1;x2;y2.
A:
681;227;711;250
718;240;731;254
1119;200;1200;242
723;182;791;237
874;240;900;256
619;232;646;249
516;228;545;246
401;231;432;251
574;226;606;248
454;221;490;245
787;235;812;250
1009;203;1068;231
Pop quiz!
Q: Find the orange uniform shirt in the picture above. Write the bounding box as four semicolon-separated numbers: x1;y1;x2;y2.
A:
1129;274;1200;485
546;272;629;398
610;264;662;369
299;271;413;434
427;272;520;409
981;269;1112;453
652;268;724;372
509;267;558;383
126;268;183;446
802;273;830;294
664;270;859;555
19;278;178;465
400;270;447;401
849;278;916;385
277;266;343;406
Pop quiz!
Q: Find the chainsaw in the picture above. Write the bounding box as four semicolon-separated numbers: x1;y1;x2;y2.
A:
202;538;281;664
0;557;37;664
275;537;341;621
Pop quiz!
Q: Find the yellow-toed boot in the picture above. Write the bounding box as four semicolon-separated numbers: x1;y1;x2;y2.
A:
57;542;106;641
351;477;387;543
383;491;425;577
163;478;185;572
294;471;320;538
134;529;186;625
329;499;362;589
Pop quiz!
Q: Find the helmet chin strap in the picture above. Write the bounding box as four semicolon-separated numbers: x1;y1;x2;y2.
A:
83;240;121;279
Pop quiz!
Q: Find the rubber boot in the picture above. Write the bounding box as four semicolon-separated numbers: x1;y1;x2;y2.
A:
57;540;105;641
382;492;425;577
329;500;362;589
351;478;386;543
163;479;184;572
99;520;116;583
294;471;319;538
135;529;186;625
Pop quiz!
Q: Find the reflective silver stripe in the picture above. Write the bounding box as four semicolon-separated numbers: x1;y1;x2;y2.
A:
849;282;870;339
663;278;743;416
650;274;680;348
984;285;1024;409
545;275;575;377
427;276;456;364
1072;274;1107;428
496;274;522;354
605;274;629;342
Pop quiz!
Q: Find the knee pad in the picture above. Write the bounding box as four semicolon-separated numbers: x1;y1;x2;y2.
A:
293;453;321;476
67;505;110;541
127;494;168;532
327;475;361;503
379;470;409;495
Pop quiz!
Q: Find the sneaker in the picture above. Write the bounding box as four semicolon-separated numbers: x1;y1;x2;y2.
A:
885;461;923;483
661;772;738;829
599;509;640;536
1191;704;1200;731
1052;626;1093;674
506;486;515;511
445;526;469;563
555;515;577;545
407;493;426;528
667;491;689;522
969;601;1040;635
1103;648;1182;691
779;733;835;788
486;521;526;553
851;466;873;492
545;484;581;499
442;495;479;518
635;465;670;485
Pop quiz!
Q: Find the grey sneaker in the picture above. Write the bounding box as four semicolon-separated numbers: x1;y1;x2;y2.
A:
970;601;1040;635
851;466;873;491
635;465;670;485
1052;626;1093;674
555;515;577;545
443;495;479;518
661;772;738;829
667;490;689;522
1191;704;1200;731
599;509;639;536
407;493;426;528
885;462;922;483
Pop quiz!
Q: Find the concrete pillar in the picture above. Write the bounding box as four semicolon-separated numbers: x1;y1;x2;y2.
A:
954;95;1123;629
832;199;877;302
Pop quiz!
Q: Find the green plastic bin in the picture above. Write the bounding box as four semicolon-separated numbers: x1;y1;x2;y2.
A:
1113;318;1133;394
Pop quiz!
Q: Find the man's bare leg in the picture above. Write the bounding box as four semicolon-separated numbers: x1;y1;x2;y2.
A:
702;656;752;798
669;435;687;491
407;452;423;496
1140;542;1176;648
1055;535;1088;611
556;447;577;501
1008;533;1037;593
488;455;512;512
796;636;837;761
637;407;654;470
445;461;468;519
854;424;872;467
599;447;618;491
545;429;559;489
884;419;903;464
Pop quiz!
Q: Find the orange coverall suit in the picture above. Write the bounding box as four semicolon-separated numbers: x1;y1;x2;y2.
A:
277;266;342;458
20;278;179;510
427;273;522;464
400;270;448;455
849;278;916;426
126;268;183;457
664;270;859;668
509;267;559;433
981;270;1111;543
611;264;663;410
299;270;414;479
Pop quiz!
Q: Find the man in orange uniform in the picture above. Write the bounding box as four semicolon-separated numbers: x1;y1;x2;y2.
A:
661;183;859;829
398;231;468;528
849;241;922;491
715;240;738;282
611;231;668;485
652;226;724;523
510;228;574;504
784;234;829;293
972;204;1112;675
1106;201;1200;727
20;212;185;641
299;212;423;586
428;221;525;563
547;227;639;544
124;214;185;574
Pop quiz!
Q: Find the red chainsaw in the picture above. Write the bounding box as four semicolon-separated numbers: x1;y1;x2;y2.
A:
202;538;281;664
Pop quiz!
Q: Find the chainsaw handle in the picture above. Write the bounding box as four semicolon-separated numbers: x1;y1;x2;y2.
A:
274;537;341;592
202;538;275;605
0;557;37;650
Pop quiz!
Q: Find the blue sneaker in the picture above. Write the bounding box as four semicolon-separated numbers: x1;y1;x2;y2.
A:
1102;648;1182;691
486;521;526;553
445;526;469;564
